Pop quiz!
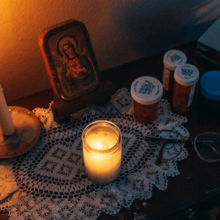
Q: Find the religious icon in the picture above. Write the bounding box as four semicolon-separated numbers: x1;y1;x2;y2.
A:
38;20;100;101
57;35;96;97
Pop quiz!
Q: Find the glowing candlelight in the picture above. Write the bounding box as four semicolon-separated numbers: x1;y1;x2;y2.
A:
96;143;103;149
82;120;122;184
0;84;15;136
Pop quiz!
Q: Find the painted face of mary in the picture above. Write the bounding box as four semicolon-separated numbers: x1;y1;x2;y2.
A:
57;36;78;64
62;43;76;60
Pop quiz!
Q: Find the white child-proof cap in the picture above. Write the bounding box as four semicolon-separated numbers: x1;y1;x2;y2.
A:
131;76;163;105
174;64;200;86
163;50;187;71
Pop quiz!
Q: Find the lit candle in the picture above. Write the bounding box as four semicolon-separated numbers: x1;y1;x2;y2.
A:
82;120;122;184
0;84;15;136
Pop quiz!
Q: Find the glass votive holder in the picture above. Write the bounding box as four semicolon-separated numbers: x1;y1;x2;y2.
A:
172;63;199;113
131;76;163;124
82;120;122;185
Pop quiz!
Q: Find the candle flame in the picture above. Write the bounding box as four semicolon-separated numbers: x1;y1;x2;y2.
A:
96;142;103;149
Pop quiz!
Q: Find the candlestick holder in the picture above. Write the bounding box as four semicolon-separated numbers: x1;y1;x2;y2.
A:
82;120;122;185
0;106;41;159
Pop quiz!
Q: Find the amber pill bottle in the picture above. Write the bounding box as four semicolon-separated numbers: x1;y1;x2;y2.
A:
131;76;163;124
163;50;187;93
172;64;199;113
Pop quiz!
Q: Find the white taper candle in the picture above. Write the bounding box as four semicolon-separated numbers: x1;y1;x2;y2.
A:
0;84;15;136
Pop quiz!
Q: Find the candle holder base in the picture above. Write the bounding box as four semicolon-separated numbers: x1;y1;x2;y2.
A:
0;106;41;159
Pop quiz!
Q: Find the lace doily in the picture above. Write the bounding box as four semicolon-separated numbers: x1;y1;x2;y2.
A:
0;88;189;220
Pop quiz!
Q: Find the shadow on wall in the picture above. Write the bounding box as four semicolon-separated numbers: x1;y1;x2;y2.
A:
119;0;220;58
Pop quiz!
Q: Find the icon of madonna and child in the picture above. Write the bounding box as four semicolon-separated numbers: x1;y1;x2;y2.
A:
56;35;98;99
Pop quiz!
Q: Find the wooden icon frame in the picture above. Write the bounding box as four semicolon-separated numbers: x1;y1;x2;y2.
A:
38;19;100;101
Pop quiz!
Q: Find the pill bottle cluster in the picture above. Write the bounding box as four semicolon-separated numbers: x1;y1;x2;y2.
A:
130;49;219;125
162;49;200;114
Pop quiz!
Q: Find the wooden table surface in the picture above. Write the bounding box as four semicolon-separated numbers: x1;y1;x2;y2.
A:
3;41;220;220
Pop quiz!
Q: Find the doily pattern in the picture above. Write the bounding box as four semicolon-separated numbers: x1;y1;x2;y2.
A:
0;88;189;220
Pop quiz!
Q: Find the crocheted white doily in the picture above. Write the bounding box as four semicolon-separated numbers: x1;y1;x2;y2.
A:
0;88;189;220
